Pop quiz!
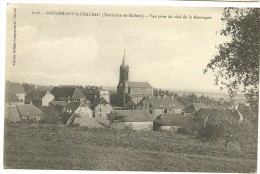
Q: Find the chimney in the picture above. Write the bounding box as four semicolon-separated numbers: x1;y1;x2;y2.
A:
100;86;102;89
163;95;166;99
157;95;160;99
171;95;174;99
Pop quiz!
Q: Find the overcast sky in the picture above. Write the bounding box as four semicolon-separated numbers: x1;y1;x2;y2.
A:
6;4;228;93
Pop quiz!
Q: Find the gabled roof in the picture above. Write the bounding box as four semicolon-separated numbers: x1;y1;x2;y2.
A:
64;102;89;114
50;101;67;107
141;96;184;109
5;91;19;103
92;97;110;108
154;114;194;127
111;110;154;122
50;86;85;100
5;106;22;123
25;90;53;102
72;88;86;99
127;82;152;88
6;82;25;94
16;104;44;117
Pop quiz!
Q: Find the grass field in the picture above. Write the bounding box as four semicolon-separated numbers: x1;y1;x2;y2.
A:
4;124;257;172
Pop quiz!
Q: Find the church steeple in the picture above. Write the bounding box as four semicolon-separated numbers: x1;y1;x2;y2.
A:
122;50;126;66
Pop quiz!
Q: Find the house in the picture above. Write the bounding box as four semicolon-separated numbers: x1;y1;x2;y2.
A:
116;51;153;107
6;82;26;104
25;90;54;106
5;106;22;123
137;95;184;118
5;91;23;106
16;104;44;122
80;86;110;104
124;100;137;110
183;102;210;114
51;86;86;102
62;102;94;126
109;110;154;131
49;101;67;112
92;98;113;118
153;113;194;132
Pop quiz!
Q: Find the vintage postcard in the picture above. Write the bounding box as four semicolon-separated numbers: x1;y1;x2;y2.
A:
3;2;259;173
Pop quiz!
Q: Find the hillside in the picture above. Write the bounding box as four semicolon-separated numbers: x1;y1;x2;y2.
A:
4;124;257;172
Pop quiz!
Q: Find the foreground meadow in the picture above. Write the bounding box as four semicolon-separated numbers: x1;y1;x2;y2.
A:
4;124;257;172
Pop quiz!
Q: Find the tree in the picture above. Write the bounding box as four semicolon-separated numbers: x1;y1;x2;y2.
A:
204;8;260;112
107;112;125;127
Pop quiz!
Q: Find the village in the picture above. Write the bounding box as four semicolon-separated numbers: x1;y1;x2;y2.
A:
4;52;256;135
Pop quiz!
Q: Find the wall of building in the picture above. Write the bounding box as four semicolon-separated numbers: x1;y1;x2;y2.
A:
16;93;25;104
159;126;178;132
75;106;93;118
112;122;153;131
94;104;113;118
129;87;152;95
42;93;54;106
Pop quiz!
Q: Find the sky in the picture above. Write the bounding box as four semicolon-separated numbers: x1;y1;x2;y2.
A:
6;4;228;93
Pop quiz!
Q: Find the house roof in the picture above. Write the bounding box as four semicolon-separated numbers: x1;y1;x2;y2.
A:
154;114;194;127
50;101;67;107
5;91;19;103
92;97;110;108
25;90;54;103
111;110;154;122
127;82;152;88
5;106;22;123
64;102;89;114
6;82;25;94
16;104;44;117
142;96;184;109
50;86;85;100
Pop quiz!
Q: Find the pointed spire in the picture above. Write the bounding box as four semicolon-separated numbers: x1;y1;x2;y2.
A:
122;50;126;66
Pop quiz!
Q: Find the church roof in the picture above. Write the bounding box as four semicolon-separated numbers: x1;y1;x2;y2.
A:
142;96;184;109
127;82;152;88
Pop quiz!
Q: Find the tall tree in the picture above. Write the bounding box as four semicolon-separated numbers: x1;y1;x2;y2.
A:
204;8;260;112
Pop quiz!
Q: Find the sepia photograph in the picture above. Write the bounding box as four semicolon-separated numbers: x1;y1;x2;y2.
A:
2;2;259;173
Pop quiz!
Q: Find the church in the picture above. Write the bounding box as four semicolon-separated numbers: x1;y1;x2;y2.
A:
117;51;153;107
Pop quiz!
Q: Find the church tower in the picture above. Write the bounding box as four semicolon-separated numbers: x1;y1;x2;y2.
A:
117;50;129;107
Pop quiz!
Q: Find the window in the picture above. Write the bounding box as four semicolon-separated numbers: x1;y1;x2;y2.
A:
164;109;167;113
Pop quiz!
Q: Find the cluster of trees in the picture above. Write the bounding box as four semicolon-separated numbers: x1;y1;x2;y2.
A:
204;8;259;113
154;88;227;108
